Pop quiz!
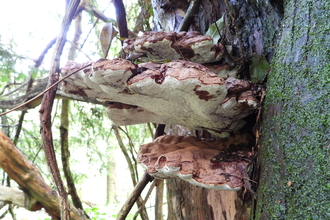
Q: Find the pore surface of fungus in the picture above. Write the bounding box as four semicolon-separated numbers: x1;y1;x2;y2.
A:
61;59;259;135
138;135;253;191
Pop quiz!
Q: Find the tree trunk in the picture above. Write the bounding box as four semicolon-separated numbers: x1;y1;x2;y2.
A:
255;0;330;219
167;179;249;220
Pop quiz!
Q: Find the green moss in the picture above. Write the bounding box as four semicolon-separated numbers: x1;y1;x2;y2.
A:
254;0;330;219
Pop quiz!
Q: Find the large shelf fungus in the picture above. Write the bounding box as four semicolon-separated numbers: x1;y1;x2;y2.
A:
61;31;260;191
123;31;224;64
61;58;260;135
138;135;254;191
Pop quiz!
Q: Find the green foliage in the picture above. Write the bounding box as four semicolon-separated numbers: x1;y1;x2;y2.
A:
0;39;25;88
86;207;107;220
249;54;269;83
0;2;156;219
205;16;224;44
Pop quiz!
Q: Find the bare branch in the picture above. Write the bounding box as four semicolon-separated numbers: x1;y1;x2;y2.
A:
116;172;153;220
39;0;81;219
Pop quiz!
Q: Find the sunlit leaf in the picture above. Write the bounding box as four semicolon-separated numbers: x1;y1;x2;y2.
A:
205;16;225;44
0;75;9;82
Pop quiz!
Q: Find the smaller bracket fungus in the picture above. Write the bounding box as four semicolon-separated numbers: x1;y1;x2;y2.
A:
61;59;260;135
138;134;254;191
123;31;224;64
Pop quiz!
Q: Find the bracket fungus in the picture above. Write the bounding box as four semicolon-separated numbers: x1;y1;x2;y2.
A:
123;31;224;64
138;135;254;191
60;31;261;190
61;59;259;135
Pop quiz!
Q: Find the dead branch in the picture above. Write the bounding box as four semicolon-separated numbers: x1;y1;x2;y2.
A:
0;131;88;220
133;180;156;220
0;185;38;210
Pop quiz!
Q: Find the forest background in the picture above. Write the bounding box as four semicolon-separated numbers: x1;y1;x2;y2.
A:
0;0;156;219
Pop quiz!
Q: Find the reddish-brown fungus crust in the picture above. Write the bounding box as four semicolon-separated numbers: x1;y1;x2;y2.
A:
107;102;138;110
127;60;225;85
138;134;254;190
68;88;87;97
193;85;214;101
226;77;251;93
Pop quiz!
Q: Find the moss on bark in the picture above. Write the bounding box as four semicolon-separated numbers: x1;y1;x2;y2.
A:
255;0;330;219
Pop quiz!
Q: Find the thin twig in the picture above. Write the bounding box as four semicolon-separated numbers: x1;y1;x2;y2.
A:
133;180;156;220
178;0;202;32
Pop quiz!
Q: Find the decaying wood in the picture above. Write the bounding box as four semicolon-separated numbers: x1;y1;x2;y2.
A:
167;179;245;220
154;179;164;220
0;185;37;209
0;131;88;220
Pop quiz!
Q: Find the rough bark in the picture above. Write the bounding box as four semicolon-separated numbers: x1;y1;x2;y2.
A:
151;0;282;60
255;0;330;219
155;179;164;220
167;179;249;220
